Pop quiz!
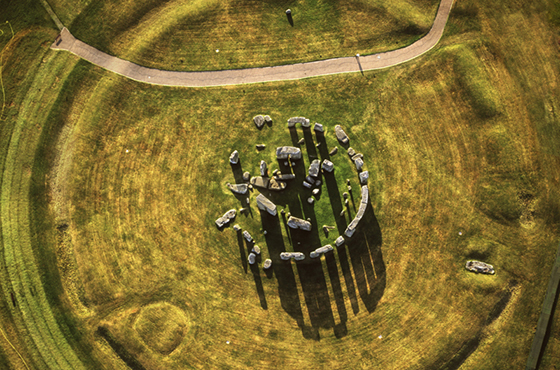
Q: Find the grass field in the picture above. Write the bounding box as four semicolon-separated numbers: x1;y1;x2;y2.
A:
1;0;560;369
47;0;440;71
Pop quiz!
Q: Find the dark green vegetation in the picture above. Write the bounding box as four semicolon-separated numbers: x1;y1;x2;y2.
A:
1;0;560;369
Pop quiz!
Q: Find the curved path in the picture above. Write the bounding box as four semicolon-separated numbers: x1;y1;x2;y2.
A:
50;0;454;87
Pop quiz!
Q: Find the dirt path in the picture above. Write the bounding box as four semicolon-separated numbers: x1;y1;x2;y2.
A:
50;0;453;86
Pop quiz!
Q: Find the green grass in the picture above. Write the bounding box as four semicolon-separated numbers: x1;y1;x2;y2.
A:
1;0;560;369
48;0;440;71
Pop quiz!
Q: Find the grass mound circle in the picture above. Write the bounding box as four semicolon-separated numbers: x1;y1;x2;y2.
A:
134;302;189;355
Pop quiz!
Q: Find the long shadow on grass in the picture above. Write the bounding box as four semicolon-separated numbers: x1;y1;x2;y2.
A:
345;199;386;313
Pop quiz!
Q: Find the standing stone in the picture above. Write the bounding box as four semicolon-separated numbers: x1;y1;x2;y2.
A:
321;159;334;172
354;157;364;171
359;171;369;185
352;153;363;161
343;192;348;200
335;236;345;247
229;150;239;164
248;253;257;265
335;125;349;144
303;181;313;189
347;147;356;157
264;115;272;126
253;115;265;129
329;147;338;156
308;159;321;177
313;123;324;133
256;144;266;151
243;171;250;181
243;230;253;242
233;224;241;232
256;194;277;216
263;259;272;269
252;245;261;255
301;119;311;128
260;160;268;177
308;197;315;204
312;188;320;196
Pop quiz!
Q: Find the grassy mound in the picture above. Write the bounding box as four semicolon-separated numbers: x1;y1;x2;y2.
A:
134;302;189;355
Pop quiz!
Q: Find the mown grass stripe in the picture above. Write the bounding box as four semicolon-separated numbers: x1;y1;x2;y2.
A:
0;49;84;369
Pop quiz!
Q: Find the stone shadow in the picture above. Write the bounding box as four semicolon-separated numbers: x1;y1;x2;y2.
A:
345;199;386;313
250;261;268;309
237;229;248;273
260;211;304;326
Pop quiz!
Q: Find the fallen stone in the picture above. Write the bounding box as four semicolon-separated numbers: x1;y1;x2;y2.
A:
250;176;270;189
355;157;364;171
263;259;272;269
314;123;324;133
307;197;314;204
252;245;261;255
256;194;277;216
312;188;320;196
335;236;345;247
243;230;253;242
227;183;248;195
330;147;338;156
256;144;266;151
264;115;272;126
243;171;250;181
280;252;305;261
275;173;296;181
276;146;302;160
253;115;265;129
310;245;333;258
215;217;228;228
347;147;356;157
260;160;268;177
287;216;312;231
309;159;321;177
272;169;279;176
359;171;369;185
248;253;257;265
224;209;236;220
465;261;495;275
303;181;313;189
335;125;349;144
229;150;239;164
268;178;287;191
322;159;334;172
303;176;314;186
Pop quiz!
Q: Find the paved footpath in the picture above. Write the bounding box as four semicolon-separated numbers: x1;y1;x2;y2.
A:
51;0;454;87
